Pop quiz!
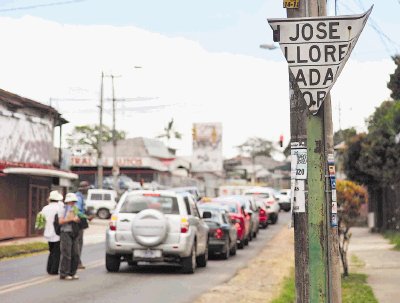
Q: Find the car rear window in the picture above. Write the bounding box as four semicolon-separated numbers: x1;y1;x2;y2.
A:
199;208;222;223
120;195;179;214
245;192;270;199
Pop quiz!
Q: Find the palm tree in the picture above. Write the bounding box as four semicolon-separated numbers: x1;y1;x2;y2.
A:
157;118;182;143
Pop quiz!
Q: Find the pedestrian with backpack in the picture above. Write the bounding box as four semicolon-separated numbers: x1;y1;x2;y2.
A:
38;190;64;275
59;193;81;280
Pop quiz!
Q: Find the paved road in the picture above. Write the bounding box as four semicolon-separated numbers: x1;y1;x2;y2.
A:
0;212;290;303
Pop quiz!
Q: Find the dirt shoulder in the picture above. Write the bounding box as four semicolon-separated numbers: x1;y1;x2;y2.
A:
195;227;295;303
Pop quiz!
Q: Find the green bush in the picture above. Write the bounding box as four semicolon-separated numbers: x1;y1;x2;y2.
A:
384;231;400;251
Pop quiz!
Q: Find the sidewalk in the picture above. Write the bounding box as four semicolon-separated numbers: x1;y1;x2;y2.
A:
0;219;108;247
348;227;400;303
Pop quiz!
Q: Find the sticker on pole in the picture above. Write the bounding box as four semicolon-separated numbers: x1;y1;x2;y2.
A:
291;142;307;180
268;7;372;114
283;0;299;8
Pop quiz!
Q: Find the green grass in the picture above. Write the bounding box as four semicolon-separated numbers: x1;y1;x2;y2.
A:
0;242;48;260
271;271;377;303
384;231;400;250
270;269;295;303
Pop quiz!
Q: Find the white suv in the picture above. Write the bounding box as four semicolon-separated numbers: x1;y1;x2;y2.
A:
85;189;118;219
243;187;280;224
105;190;209;274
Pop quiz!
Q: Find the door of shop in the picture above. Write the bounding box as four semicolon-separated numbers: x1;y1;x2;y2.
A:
28;184;49;236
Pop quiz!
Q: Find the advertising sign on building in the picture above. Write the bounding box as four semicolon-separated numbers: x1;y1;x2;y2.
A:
192;123;223;172
268;7;372;114
0;108;53;165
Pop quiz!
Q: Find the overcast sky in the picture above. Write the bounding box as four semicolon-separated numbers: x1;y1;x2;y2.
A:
0;0;398;157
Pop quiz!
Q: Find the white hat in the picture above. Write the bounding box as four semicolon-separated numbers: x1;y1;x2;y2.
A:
49;190;63;201
65;193;78;203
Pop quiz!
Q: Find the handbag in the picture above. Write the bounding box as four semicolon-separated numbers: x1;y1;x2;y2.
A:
53;214;61;236
79;217;89;230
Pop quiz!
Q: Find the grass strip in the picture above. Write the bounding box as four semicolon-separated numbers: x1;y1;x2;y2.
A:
271;271;377;303
0;242;48;260
384;231;400;250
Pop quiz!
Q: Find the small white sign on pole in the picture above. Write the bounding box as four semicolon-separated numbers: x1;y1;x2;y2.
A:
268;7;372;114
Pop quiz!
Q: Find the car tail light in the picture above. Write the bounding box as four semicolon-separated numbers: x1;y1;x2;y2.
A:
260;209;265;216
214;228;224;239
109;215;117;231
181;217;189;233
143;193;161;197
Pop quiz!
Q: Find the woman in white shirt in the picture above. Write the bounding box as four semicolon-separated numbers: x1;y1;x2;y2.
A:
40;190;64;275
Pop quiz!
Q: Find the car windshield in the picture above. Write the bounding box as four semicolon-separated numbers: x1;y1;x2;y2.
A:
120;195;179;214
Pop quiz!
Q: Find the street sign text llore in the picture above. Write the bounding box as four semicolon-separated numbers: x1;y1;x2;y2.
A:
268;7;372;114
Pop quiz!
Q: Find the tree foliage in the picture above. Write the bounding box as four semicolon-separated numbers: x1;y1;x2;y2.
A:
337;180;368;277
67;125;126;153
387;55;400;100
237;137;275;158
344;101;400;187
333;127;356;146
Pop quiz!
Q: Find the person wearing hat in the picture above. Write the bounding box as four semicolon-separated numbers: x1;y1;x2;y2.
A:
75;180;90;269
39;190;64;275
58;192;81;280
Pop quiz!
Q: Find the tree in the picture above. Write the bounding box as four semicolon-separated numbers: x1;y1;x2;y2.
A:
67;125;126;154
336;180;368;277
333;127;356;146
388;55;400;100
237;137;275;183
157;118;182;143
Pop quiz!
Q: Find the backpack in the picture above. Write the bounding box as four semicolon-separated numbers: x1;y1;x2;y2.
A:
53;214;61;236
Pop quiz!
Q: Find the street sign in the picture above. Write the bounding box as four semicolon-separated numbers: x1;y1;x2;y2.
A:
283;0;299;8
268;7;372;114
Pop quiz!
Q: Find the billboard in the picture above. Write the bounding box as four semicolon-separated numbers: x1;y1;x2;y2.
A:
0;108;53;165
192;123;223;172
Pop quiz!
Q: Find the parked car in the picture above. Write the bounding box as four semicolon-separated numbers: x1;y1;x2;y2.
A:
85;189;118;219
243;187;280;224
105;190;209;274
169;186;201;201
277;189;291;212
208;197;251;249
256;200;269;229
198;203;237;259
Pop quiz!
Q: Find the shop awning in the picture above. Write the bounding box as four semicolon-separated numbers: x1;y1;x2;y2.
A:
3;167;78;180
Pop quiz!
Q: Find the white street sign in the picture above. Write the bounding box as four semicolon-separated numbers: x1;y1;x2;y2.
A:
268;7;372;114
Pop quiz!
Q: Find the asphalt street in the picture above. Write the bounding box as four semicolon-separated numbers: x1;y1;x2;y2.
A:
0;212;290;303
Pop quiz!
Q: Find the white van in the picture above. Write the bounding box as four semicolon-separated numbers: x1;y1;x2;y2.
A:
86;189;118;219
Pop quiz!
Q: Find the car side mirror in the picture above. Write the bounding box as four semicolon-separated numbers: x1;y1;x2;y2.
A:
202;211;212;219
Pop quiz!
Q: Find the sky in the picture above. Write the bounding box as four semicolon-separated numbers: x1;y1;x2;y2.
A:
0;0;398;157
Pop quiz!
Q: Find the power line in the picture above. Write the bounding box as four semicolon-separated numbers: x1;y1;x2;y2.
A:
0;0;85;13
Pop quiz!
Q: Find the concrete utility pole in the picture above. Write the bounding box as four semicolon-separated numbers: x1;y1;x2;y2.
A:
286;1;341;302
97;72;104;189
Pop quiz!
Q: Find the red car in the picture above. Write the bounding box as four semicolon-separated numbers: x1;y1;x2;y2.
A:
211;197;251;249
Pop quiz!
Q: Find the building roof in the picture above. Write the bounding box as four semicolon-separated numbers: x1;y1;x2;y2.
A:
0;88;68;125
103;137;175;159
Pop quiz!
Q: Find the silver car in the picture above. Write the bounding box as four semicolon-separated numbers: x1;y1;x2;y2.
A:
105;190;209;274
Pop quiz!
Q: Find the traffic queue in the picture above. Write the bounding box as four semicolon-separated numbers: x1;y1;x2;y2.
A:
104;187;284;273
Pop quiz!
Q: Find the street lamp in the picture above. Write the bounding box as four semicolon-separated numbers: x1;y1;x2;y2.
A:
259;43;278;50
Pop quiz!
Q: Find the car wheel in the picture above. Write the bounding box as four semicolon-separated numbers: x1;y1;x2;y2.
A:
272;214;278;224
221;240;230;260
244;236;249;246
182;245;196;274
229;241;237;256
105;254;120;272
97;208;111;220
253;231;257;239
284;208;291;212
196;243;208;268
262;222;268;229
237;240;244;249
